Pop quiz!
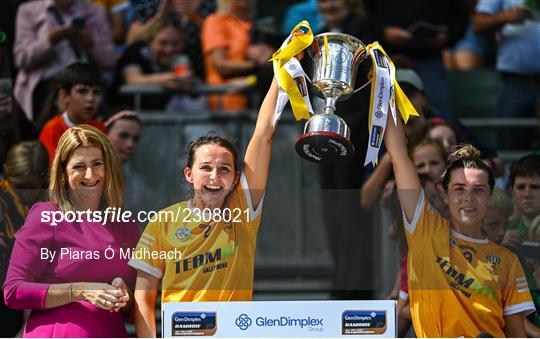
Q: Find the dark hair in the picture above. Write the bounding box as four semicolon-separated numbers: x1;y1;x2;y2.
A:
442;145;495;192
138;15;182;44
390;54;417;70
509;154;540;187
400;83;421;97
35;84;61;132
185;132;238;170
55;63;104;92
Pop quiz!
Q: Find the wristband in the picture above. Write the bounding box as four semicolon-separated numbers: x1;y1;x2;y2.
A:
246;75;258;87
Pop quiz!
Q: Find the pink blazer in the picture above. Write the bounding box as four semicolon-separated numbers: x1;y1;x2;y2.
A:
14;0;117;121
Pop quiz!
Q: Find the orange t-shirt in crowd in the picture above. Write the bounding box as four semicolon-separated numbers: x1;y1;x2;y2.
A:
201;13;251;112
39;113;106;166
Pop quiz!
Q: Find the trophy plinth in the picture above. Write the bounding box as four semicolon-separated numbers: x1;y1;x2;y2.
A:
295;113;353;163
295;32;367;164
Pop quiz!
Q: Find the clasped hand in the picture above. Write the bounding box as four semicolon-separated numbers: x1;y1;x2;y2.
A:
78;277;129;312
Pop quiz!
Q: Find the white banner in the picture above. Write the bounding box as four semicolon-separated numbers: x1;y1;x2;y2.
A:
364;49;392;167
274;57;313;127
162;300;396;338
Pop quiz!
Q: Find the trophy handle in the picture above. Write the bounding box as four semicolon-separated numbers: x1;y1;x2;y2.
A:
353;79;372;94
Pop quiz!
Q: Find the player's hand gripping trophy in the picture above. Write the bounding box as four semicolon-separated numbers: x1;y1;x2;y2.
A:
272;21;418;166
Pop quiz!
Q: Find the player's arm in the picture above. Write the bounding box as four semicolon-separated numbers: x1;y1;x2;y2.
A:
383;116;421;222
360;152;393;209
134;271;160;338
504;312;527;338
243;78;278;210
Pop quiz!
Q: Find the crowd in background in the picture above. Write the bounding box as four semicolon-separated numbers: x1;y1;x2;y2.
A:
0;0;539;337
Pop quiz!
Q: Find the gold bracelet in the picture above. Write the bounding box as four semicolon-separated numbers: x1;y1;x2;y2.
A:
68;283;72;303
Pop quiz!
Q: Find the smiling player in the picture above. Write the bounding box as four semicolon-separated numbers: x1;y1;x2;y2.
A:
383;115;535;337
129;79;280;337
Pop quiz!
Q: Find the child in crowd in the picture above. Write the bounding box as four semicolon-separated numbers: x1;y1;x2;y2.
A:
524;215;540;336
105;108;142;164
0;141;49;337
410;139;449;218
427;118;458;155
503;154;540;249
39;63;106;165
483;187;514;244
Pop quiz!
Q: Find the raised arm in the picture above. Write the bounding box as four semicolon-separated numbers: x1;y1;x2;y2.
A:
360;152;393;209
383;117;421;222
243;79;278;210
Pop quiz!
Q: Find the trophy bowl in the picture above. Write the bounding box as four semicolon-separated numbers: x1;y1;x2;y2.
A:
295;32;368;164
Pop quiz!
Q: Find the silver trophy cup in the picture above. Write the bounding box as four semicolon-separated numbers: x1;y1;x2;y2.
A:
295;32;369;163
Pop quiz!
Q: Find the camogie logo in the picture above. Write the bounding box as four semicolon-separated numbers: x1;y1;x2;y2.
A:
486;254;501;271
174;227;191;242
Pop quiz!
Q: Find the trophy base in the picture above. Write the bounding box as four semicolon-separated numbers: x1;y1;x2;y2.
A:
295;131;354;164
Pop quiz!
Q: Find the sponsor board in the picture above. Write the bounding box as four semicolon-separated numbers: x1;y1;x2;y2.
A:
162;300;396;338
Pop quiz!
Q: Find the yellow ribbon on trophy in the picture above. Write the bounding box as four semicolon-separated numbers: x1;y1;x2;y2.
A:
271;20;314;125
364;41;419;167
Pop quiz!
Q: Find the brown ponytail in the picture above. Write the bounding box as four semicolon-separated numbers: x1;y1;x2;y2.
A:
442;144;494;192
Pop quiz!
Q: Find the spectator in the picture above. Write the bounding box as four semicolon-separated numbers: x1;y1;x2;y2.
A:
39;63;107;166
443;0;486;70
130;79;280;336
3;125;139;337
13;0;116;124
110;15;204;111
201;0;273;112
384;109;534;336
396;67;503;176
127;0;215;79
527;215;540;336
92;0;130;45
509;155;540;337
427;118;458;155
34;77;66;135
316;0;385;300
0;30;20;162
171;0;211;80
473;0;540;150
105;108;142;163
503;154;540;248
0;141;48;338
410;139;447;183
365;0;468;110
282;0;324;34
483;187;514;244
0;84;18;169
